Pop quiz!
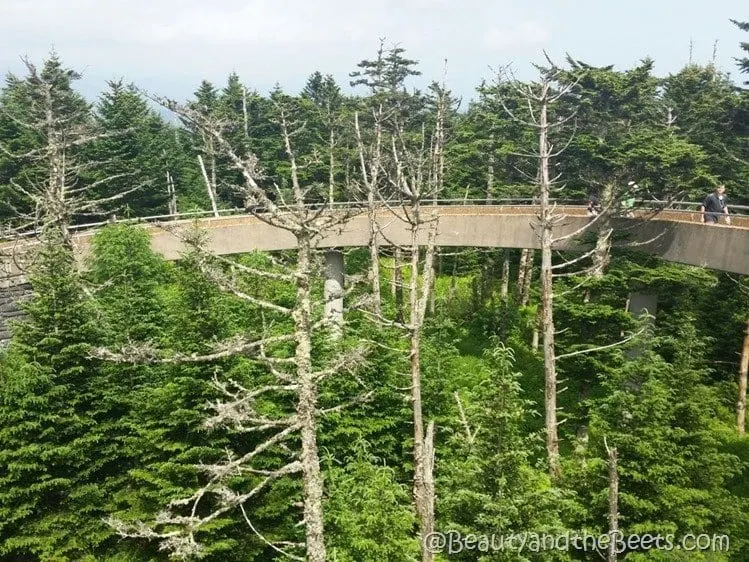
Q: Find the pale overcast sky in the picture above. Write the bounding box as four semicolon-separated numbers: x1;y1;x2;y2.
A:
1;0;747;105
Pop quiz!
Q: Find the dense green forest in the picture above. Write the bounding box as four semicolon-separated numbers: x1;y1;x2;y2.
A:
0;20;748;562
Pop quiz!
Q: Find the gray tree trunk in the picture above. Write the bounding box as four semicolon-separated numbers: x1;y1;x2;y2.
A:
517;248;529;298
324;250;344;339
521;250;534;306
606;441;619;562
592;183;614;277
486;135;495;201
739;316;749;436
296;234;326;562
394;248;404;323
538;84;561;479
409;215;438;562
500;249;510;301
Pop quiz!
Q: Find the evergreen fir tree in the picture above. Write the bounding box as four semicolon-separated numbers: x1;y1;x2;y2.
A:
0;228;111;560
438;338;573;560
89;81;181;216
731;19;749;80
583;345;745;550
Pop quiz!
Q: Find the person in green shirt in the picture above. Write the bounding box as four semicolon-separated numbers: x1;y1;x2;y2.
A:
621;181;637;217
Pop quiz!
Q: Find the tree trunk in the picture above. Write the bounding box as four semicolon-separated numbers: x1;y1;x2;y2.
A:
606;441;619;562
166;171;177;216
449;254;459;300
390;248;398;297
410;237;427;548
210;147;217;206
241;85;249;139
480;260;490;303
295;234;327;562
394;248;404;323
323;249;344;339
739;316;749;436
517;248;529;299
422;421;436;556
592;183;614;277
521;250;534;307
328;127;335;206
198;154;219;218
429;252;443;314
500;249;510;301
49;136;72;245
356;110;383;317
499;249;510;341
429;262;436;315
369;211;382;317
538;86;561;479
409;210;438;562
486;134;495;201
541;227;560;477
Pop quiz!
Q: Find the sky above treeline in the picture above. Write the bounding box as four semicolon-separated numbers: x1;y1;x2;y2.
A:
1;0;747;105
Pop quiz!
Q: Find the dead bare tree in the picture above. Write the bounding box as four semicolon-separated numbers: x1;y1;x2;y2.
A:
590;182;615;277
354;108;385;316
517;248;535;306
197;154;219;217
0;57;143;245
166;170;178;215
500;249;510;301
486;133;496;201
96;97;369;562
494;60;581;477
359;79;449;562
495;58;642;478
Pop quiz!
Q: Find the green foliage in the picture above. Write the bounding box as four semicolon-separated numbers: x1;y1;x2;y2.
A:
89;81;184;216
1;45;749;562
0;230;111;560
732;19;749;80
89;224;171;342
324;442;419;561
437;337;575;561
580;349;745;549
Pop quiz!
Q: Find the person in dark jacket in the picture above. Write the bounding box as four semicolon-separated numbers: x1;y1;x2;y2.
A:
700;185;730;225
587;194;600;216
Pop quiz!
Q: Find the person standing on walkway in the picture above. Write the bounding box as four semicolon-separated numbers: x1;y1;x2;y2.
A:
700;185;730;225
587;193;600;216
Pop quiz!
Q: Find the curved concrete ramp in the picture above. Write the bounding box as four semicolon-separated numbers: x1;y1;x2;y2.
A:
3;205;749;276
3;205;746;346
70;205;749;275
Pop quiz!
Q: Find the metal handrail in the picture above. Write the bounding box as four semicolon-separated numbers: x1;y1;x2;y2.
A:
2;198;747;241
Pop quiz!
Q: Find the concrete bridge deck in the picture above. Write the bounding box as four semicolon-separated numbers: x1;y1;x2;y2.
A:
1;204;747;345
2;204;749;277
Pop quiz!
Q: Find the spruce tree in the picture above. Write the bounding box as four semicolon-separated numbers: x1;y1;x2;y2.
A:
583;345;744;549
438;338;572;551
0;228;111;560
732;19;749;80
90;81;181;216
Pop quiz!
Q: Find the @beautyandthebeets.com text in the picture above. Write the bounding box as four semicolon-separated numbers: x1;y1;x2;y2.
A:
423;530;730;555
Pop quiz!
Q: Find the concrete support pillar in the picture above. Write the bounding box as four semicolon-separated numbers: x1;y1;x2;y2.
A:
626;292;658;319
324;249;344;339
625;292;657;359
